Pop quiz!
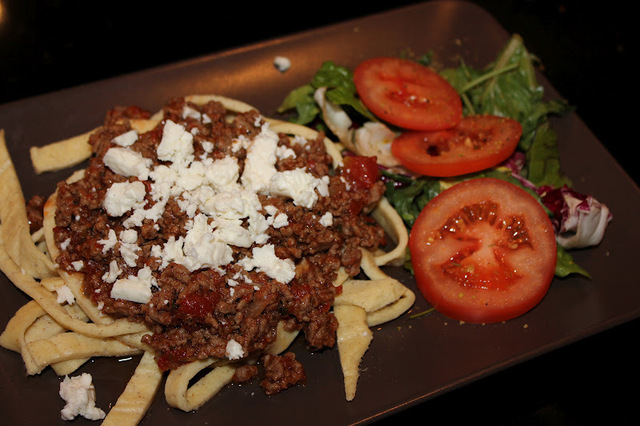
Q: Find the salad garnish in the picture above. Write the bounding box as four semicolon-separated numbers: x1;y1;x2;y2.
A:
277;34;611;279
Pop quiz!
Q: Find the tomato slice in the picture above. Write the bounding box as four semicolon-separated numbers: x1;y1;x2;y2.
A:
353;57;462;131
409;178;557;323
391;115;522;177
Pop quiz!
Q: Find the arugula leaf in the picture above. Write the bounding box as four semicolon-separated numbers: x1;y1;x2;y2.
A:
526;121;573;188
277;61;375;124
442;34;573;188
277;85;319;125
555;245;590;278
381;170;441;229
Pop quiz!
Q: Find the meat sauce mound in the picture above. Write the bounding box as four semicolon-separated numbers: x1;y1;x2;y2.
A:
51;97;386;394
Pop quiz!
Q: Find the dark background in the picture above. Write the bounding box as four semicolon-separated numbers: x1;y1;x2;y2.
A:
1;1;637;424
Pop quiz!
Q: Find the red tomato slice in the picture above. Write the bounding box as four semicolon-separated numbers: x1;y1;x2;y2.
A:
353;57;462;131
391;115;523;177
409;178;557;323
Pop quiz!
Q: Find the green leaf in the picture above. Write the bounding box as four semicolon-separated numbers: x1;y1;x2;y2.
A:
555;245;590;278
381;170;441;229
276;85;319;125
526;121;573;188
277;61;376;125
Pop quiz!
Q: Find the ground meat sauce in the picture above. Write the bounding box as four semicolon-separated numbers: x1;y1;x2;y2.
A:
51;97;386;395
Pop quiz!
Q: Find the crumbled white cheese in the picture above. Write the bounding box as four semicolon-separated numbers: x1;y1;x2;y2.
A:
241;125;279;193
112;129;138;147
225;339;244;360
212;219;253;248
103;147;152;180
98;229;118;253
269;168;329;208
240;244;295;284
119;229;137;245
319;212;333;227
102;260;122;283
271;212;289;228
87;110;341;304
182;105;202;121
59;373;106;421
181;213;234;270
157;120;194;165
205;156;240;192
103;181;146;217
273;56;291;73
56;285;76;305
60;238;71;251
118;241;140;268
110;266;156;304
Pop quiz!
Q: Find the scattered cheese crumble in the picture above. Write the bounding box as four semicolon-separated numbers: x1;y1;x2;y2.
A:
55;285;75;305
97;116;329;304
273;56;291;72
225;339;244;360
59;373;106;421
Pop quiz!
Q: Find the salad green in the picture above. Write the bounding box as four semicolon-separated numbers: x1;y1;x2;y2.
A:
278;34;606;278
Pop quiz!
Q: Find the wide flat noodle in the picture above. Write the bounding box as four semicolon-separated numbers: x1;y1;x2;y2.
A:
30;128;96;174
0;229;148;339
186;94;256;114
102;351;163;426
0;300;44;353
30;118;162;174
352;249;415;326
334;304;373;401
165;358;237;412
0;130;56;279
267;118;344;167
371;198;409;267
27;332;142;375
164;321;299;412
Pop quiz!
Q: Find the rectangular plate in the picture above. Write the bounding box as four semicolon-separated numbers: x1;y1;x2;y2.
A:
1;2;639;424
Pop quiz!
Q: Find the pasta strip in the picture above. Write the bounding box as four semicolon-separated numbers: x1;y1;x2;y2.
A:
24;308;88;375
371;198;409;266
185;94;255;114
0;300;45;353
26;332;142;374
0;234;148;338
29;128;96;174
334;304;373;401
102;351;163;426
165;358;237;412
0;131;56;279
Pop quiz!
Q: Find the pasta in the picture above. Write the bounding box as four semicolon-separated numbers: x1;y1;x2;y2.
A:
0;95;414;423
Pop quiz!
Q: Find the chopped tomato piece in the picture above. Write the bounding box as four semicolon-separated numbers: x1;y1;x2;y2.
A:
353;57;462;131
391;115;522;177
340;155;381;215
409;178;556;323
341;155;380;190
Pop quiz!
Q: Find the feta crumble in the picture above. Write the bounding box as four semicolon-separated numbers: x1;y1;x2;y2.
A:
273;56;291;72
59;373;106;421
225;339;244;360
56;285;76;305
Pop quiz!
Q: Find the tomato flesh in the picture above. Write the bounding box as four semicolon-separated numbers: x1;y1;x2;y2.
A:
341;155;380;191
353;57;463;131
409;178;556;323
391;115;523;177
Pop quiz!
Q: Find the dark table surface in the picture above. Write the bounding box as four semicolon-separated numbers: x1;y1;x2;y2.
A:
1;1;638;424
